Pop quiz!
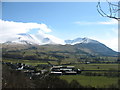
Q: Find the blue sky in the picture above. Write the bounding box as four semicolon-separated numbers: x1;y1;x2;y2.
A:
1;2;118;51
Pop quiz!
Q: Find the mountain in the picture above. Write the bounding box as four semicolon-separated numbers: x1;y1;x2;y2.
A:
2;33;118;56
65;37;99;45
3;33;64;45
65;37;117;56
4;33;39;45
74;42;117;56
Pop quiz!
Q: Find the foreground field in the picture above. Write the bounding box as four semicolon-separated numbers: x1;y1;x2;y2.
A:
60;75;119;88
2;58;120;88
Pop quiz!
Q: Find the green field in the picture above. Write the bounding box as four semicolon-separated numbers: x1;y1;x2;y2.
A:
60;63;119;88
2;58;48;66
2;58;120;88
2;58;119;70
60;75;119;88
73;63;119;70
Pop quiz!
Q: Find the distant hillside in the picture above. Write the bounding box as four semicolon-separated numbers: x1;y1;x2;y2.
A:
65;37;117;56
2;42;118;65
74;43;117;56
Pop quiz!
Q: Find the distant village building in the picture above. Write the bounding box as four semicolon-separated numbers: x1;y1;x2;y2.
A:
50;66;81;75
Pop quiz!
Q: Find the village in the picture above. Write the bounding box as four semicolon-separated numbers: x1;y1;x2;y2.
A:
2;61;82;80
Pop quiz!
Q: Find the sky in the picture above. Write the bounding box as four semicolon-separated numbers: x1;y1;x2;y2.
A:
1;2;118;51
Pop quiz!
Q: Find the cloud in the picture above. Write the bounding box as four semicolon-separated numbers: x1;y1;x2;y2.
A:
74;19;118;25
98;19;118;25
74;19;118;51
39;31;65;44
0;19;118;50
0;19;65;44
0;19;51;35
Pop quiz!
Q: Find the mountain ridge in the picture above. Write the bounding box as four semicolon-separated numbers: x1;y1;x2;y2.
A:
2;33;118;57
3;33;104;45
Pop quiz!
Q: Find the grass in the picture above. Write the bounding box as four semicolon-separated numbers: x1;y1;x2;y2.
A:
72;63;119;70
2;58;48;66
2;58;119;88
48;61;119;70
60;75;119;88
3;58;118;70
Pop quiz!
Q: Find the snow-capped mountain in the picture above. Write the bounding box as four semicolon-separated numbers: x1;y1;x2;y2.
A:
4;33;40;45
2;34;118;56
3;33;65;45
3;33;102;45
64;38;117;56
65;37;99;45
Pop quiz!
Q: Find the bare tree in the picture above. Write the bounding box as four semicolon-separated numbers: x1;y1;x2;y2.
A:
97;0;120;21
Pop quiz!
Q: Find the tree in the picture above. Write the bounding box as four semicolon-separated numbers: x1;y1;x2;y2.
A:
69;80;84;88
33;76;69;88
52;54;65;65
97;0;120;20
2;65;33;88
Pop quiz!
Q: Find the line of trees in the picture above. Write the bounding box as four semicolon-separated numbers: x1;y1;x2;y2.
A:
81;71;120;77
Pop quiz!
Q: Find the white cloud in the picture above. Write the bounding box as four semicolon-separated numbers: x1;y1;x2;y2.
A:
98;19;118;25
0;19;118;50
0;20;50;43
0;19;52;35
0;19;65;44
39;24;52;33
36;30;65;44
74;19;118;25
74;19;118;52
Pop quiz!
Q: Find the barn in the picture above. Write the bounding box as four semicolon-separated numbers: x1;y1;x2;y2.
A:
50;66;81;75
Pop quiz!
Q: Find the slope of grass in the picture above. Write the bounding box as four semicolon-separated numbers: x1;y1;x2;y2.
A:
60;75;119;88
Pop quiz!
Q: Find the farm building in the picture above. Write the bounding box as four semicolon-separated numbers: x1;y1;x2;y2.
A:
50;66;81;75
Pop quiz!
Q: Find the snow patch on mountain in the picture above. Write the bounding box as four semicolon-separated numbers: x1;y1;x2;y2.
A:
3;33;65;45
65;37;99;45
3;33;100;46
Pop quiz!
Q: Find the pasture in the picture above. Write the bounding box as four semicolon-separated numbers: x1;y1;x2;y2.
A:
2;58;119;88
2;58;119;70
60;75;119;88
70;63;119;70
2;58;48;66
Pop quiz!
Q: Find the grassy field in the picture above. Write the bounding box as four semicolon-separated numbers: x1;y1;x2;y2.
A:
2;58;119;70
2;58;48;66
2;58;119;88
71;63;119;70
60;75;119;88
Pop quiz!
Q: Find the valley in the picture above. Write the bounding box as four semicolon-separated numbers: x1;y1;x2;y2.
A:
1;43;120;89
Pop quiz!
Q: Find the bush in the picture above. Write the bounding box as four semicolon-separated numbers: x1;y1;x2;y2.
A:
69;80;84;88
23;55;38;60
33;76;69;88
